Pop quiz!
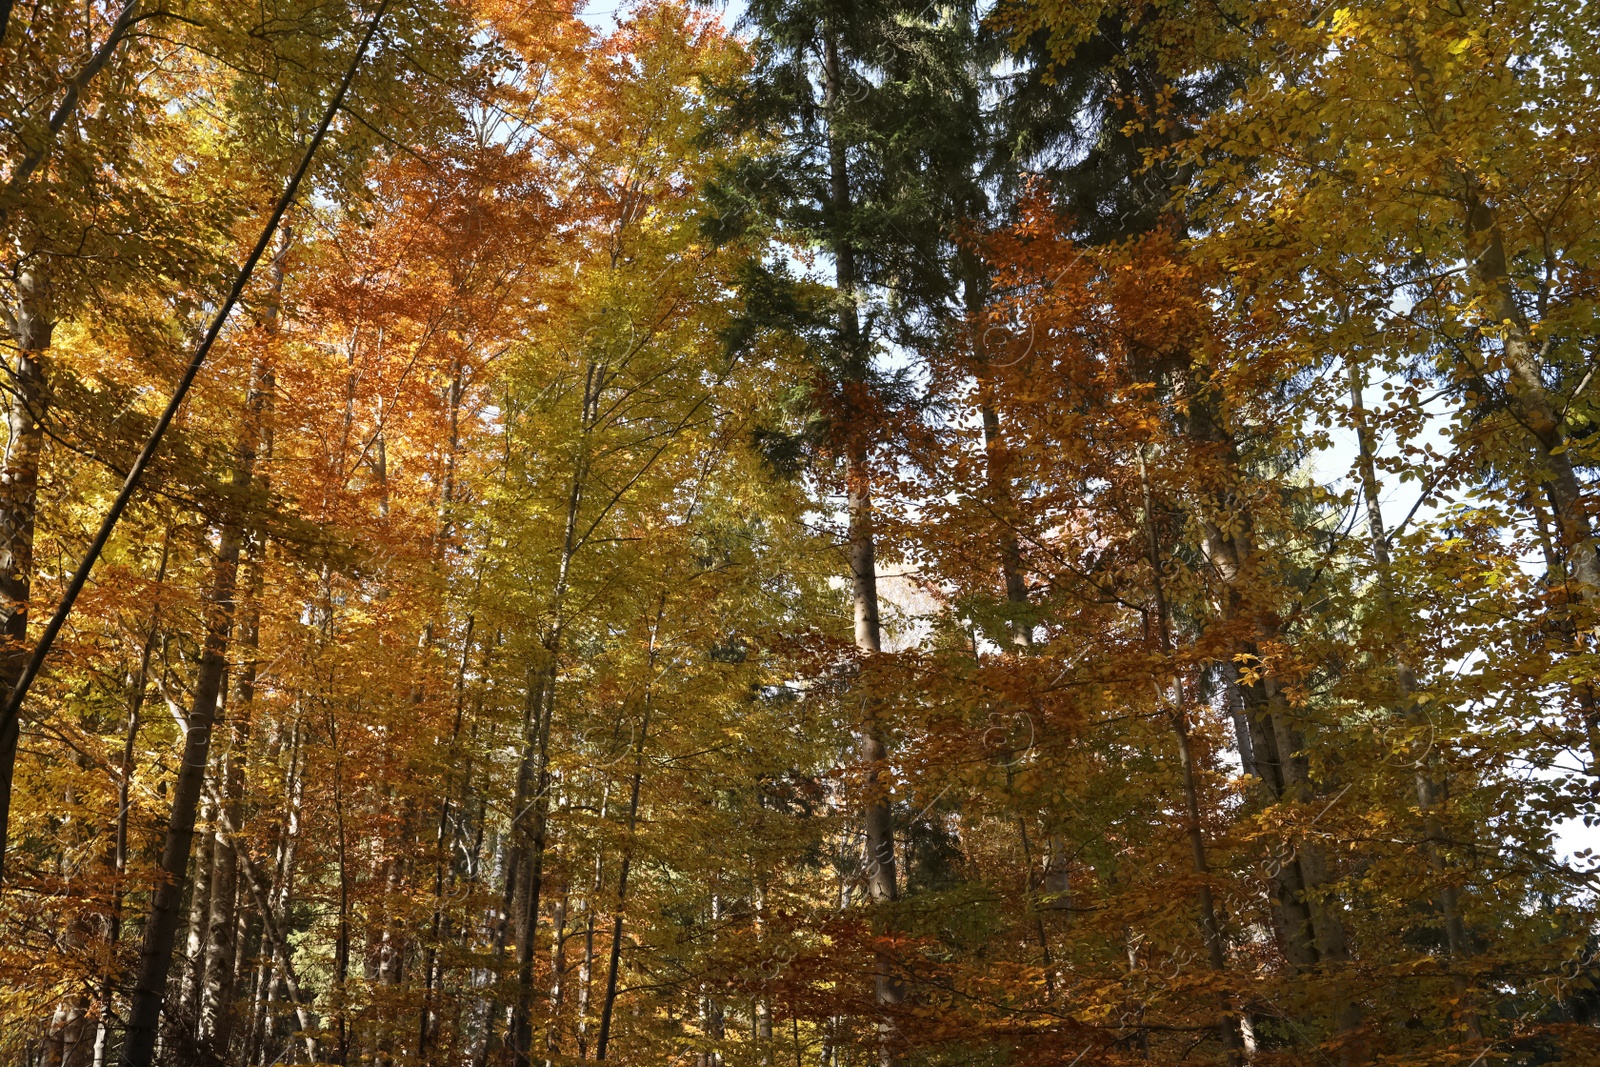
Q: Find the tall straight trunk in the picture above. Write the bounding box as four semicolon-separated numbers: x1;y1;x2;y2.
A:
0;267;50;885
439;353;465;544
508;661;555;1066
421;616;479;1056
1139;451;1240;1058
546;880;570;1057
821;30;901;1057
198;226;281;1053
1398;42;1600;599
207;780;318;1061
575;788;610;1062
752;882;773;1066
979;400;1032;649
576;900;598;1061
595;709;648;1061
1348;367;1479;1036
331;715;353;1065
698;892;725;1067
120;519;246;1067
479;831;520;1066
182;797;218;1022
1180;385;1362;1053
249;716;304;1067
966;273;1031;650
197;555;259;1051
1011;813;1054;992
95;533;169;1067
507;360;599;1064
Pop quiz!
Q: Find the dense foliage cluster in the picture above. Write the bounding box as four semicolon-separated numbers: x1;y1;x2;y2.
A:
2;0;1598;1064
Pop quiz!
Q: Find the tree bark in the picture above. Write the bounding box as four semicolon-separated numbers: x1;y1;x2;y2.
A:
546;879;570;1057
120;520;246;1067
595;709;648;1061
182;795;218;1024
507;662;555;1066
1399;37;1599;601
94;532;169;1067
0;267;50;885
1140;452;1241;1058
1178;384;1367;1060
1348;367;1479;1037
821;29;902;1059
206;781;319;1061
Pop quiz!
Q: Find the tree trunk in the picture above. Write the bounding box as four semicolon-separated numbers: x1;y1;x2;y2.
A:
752;882;773;1066
546;880;570;1057
1348;366;1479;1037
182;796;218;1025
120;521;246;1067
199;536;262;1051
94;533;168;1066
420;617;479;1057
1179;385;1362;1053
201;227;283;1052
595;709;648;1061
821;29;902;1059
1391;31;1600;601
508;662;554;1066
575;821;605;1062
1139;450;1240;1058
979;399;1032;649
207;781;319;1061
0;267;50;885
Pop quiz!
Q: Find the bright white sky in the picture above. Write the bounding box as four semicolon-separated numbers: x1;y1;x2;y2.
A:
581;0;747;32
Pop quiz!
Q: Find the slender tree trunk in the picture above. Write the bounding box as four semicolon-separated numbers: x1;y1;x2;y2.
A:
420;616;478;1057
1139;450;1241;1058
1348;367;1479;1037
199;539;262;1052
821;29;902;1063
1179;385;1362;1054
966;267;1031;648
94;532;169;1066
508;661;555;1066
595;709;648;1061
248;716;303;1067
753;881;774;1066
207;783;318;1061
182;795;218;1025
507;362;602;1064
547;880;570;1058
979;399;1032;649
1398;41;1599;599
699;893;725;1067
201;226;284;1053
120;518;246;1067
575;811;606;1062
0;267;50;885
331;716;353;1065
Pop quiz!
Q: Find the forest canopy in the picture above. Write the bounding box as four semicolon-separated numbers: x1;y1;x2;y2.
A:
2;0;1599;1064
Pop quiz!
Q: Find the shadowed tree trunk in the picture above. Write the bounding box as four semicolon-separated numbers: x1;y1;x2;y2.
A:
821;27;902;1065
0;267;50;884
1179;382;1362;1058
120;519;246;1067
595;707;648;1062
1140;449;1242;1059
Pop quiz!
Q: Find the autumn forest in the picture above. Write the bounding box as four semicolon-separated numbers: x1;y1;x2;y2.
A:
1;0;1597;1064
